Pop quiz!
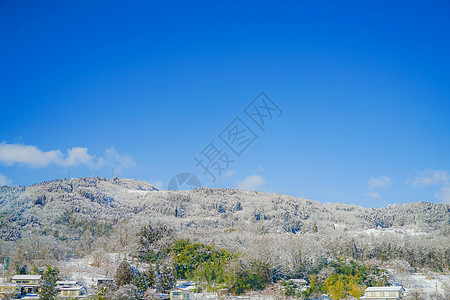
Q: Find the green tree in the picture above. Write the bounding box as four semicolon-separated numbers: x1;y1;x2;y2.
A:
155;260;175;292
305;274;321;298
39;266;59;300
132;269;154;294
325;274;347;300
170;239;234;280
115;260;133;287
226;259;271;295
137;224;172;262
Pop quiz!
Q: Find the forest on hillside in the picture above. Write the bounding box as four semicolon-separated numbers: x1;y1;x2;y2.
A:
0;178;448;299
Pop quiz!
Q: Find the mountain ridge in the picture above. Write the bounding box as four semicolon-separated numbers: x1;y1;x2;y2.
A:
1;177;448;242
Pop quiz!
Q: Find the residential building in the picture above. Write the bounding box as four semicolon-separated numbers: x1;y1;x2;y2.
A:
169;281;195;300
56;281;77;289
97;278;114;289
362;286;405;300
291;279;307;286
58;285;86;298
11;275;42;294
168;288;192;300
55;281;86;298
0;283;22;299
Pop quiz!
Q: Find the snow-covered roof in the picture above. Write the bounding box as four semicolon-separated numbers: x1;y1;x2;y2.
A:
365;286;405;292
59;286;84;291
291;279;307;284
174;280;195;290
168;287;193;293
11;275;42;280
0;283;22;287
56;280;77;285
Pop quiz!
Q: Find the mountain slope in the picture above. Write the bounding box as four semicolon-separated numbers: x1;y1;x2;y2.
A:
0;177;448;273
0;177;448;242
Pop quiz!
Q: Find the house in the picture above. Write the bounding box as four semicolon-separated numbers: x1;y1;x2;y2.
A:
168;288;192;300
97;278;114;289
56;281;78;289
290;279;307;286
0;282;22;299
58;285;86;298
11;275;42;294
56;281;86;298
143;288;169;300
362;286;405;300
169;281;195;300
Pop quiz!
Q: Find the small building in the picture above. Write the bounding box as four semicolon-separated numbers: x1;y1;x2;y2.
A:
97;278;114;288
169;281;195;299
56;281;78;289
143;288;170;300
58;285;86;298
168;288;192;300
362;286;405;300
0;282;22;299
11;275;42;294
290;279;307;286
56;281;86;298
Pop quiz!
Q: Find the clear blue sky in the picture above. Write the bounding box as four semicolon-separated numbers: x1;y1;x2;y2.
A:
1;0;449;207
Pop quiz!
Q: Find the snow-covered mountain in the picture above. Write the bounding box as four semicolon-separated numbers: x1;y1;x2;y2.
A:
0;177;448;272
0;177;447;241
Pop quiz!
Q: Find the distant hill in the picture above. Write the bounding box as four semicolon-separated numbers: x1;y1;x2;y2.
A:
0;177;448;244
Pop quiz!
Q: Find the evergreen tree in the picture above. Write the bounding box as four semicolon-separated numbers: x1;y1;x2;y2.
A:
115;260;133;287
155;260;175;292
39;266;59;300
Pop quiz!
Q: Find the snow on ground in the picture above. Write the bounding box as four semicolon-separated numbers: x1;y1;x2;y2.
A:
358;227;427;236
57;252;124;291
388;268;449;299
128;190;149;195
404;273;448;294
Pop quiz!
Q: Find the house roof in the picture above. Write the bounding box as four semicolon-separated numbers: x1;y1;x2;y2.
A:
59;286;84;291
11;275;42;280
168;287;192;293
365;286;405;292
0;283;22;287
291;279;307;284
56;281;77;286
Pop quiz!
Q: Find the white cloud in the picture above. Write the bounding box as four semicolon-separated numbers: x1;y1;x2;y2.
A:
237;175;265;191
407;169;448;186
62;147;95;167
407;169;450;204
0;142;135;172
0;174;12;186
435;186;450;204
365;191;381;199
368;176;392;188
0;142;63;167
97;147;135;172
